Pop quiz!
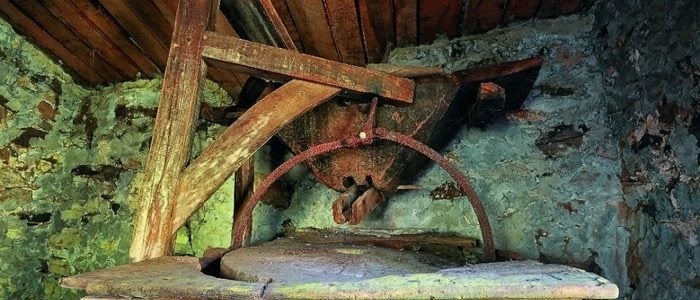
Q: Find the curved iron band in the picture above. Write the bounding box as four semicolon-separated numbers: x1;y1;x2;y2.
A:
232;128;496;262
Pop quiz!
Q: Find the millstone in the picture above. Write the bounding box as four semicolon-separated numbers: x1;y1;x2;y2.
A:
220;238;461;284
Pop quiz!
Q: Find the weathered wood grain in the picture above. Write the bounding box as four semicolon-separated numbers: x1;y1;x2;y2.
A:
286;0;338;60
69;0;160;76
202;31;415;104
503;0;540;24
463;0;506;34
9;0;123;82
0;1;104;84
357;0;394;63
394;0;417;46
129;0;212;262
268;0;305;51
324;0;366;66
418;0;463;44
43;0;141;77
98;0;170;67
170;80;340;231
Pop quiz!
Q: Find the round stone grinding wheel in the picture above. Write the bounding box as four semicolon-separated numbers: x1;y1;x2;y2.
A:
220;238;463;284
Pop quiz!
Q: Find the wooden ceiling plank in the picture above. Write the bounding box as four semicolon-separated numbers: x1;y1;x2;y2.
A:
503;0;541;24
153;0;245;95
43;0;142;78
417;0;463;44
357;0;394;63
151;0;177;28
394;0;417;47
323;0;366;66
260;0;297;51
0;1;104;84
124;0;174;46
202;31;414;104
69;0;161;77
97;0;170;67
463;0;506;34
10;0;123;82
268;0;305;51
285;0;338;60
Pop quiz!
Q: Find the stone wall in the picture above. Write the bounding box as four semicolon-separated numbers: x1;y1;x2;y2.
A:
594;1;700;298
0;17;233;299
254;13;632;295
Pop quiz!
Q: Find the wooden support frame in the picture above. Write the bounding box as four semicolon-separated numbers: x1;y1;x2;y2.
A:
201;31;414;104
129;0;212;262
130;0;416;261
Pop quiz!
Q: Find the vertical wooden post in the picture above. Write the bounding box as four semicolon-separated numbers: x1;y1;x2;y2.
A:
129;0;213;262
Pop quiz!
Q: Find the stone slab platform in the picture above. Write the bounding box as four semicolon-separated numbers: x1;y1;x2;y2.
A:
62;255;618;299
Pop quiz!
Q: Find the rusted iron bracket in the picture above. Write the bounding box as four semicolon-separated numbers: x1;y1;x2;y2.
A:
233;98;495;262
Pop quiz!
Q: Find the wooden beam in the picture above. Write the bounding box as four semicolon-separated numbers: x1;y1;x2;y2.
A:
503;0;540;24
285;0;338;60
201;31;415;104
98;0;170;67
170;80;341;232
0;1;104;84
463;0;506;34
69;0;160;76
43;0;143;78
9;0;123;83
129;0;212;262
260;0;298;51
357;0;395;63
124;0;174;46
417;0;463;44
323;0;366;66
268;0;305;51
393;0;417;46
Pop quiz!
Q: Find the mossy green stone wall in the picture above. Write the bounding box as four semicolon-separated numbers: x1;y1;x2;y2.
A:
0;17;233;299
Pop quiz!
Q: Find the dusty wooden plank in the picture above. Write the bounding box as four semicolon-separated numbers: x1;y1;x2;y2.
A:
202;31;415;104
0;1;104;84
269;0;305;51
170;80;341;231
97;0;170;67
43;0;142;78
394;0;417;46
151;0;177;27
124;0;173;47
324;0;366;66
357;0;394;63
503;0;541;24
68;0;161;76
463;0;505;34
286;0;338;60
260;0;297;50
129;0;212;262
417;0;463;44
10;0;123;82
